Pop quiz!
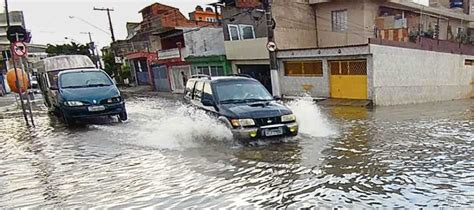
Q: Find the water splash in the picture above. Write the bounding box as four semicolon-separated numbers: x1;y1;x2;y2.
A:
287;96;337;137
95;100;233;150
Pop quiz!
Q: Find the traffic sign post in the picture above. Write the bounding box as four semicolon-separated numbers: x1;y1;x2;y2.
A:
12;42;28;57
7;26;27;43
8;32;33;127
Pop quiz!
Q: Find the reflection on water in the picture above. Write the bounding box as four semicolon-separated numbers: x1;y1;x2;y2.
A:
0;98;472;208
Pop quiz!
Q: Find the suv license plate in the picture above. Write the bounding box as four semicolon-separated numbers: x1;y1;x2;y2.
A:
88;105;105;112
264;127;283;137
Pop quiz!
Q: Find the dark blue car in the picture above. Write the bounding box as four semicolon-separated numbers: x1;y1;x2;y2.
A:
184;75;298;139
54;69;127;124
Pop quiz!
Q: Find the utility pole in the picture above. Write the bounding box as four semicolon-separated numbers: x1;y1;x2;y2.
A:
81;32;99;68
4;0;10;26
94;7;120;82
93;7;116;42
262;0;280;97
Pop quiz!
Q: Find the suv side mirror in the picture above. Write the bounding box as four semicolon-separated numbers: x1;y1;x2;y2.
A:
273;96;282;101
202;98;215;107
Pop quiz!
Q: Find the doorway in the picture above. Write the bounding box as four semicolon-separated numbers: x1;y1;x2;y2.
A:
329;60;368;100
238;65;272;94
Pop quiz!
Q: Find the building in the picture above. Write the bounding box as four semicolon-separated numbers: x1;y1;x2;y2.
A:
152;27;231;93
219;0;318;93
112;3;221;87
220;0;474;105
189;6;222;22
0;11;26;51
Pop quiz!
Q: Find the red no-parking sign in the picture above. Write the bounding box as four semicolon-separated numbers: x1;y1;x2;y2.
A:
12;42;28;57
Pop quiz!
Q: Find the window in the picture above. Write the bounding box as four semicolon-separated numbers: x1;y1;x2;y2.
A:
228;24;255;41
60;71;112;88
228;24;240;41
457;27;465;38
329;60;367;75
210;66;225;76
185;80;196;99
214;81;273;103
206;17;216;22
284;61;323;77
193;66;225;76
202;82;213;103
47;70;60;89
193;81;204;101
240;25;255;40
465;59;474;66
332;10;348;32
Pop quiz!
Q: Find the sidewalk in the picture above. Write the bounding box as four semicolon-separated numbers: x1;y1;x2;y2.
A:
120;86;184;101
0;94;19;111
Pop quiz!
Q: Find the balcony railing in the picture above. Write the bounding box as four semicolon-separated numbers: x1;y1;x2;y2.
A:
158;48;185;60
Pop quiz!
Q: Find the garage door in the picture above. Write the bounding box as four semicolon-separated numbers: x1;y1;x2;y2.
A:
329;60;368;100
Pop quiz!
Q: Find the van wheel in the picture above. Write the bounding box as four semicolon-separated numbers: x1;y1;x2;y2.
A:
119;111;128;121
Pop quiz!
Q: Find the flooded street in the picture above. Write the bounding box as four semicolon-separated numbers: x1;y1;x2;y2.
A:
0;97;472;208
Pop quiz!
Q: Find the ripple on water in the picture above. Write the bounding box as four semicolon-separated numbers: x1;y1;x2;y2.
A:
0;98;472;208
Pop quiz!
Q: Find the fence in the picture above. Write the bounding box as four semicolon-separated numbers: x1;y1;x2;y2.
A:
369;37;474;56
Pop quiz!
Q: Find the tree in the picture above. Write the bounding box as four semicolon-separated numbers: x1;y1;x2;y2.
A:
102;51;119;77
46;42;92;57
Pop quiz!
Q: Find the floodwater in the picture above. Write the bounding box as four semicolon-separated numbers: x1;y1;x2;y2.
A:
0;97;472;208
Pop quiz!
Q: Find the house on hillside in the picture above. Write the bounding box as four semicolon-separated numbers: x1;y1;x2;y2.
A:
112;2;220;88
220;0;474;105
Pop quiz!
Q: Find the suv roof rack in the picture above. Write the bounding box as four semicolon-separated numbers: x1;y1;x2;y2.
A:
230;73;252;78
191;74;211;79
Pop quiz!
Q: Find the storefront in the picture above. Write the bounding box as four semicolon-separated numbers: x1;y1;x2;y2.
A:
186;55;232;76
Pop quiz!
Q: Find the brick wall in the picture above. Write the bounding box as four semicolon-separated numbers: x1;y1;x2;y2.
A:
236;0;261;8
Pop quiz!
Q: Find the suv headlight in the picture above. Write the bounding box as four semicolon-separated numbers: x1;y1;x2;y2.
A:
231;119;255;127
281;114;296;123
106;97;122;104
64;101;84;107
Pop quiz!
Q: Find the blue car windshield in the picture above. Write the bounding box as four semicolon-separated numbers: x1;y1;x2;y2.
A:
60;71;113;88
215;81;273;104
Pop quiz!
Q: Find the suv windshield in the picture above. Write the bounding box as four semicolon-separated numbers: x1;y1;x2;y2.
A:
60;71;112;88
215;81;273;104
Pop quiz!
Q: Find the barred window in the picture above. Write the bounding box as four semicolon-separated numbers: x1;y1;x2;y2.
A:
329;60;367;75
332;10;347;32
284;61;323;77
465;59;474;66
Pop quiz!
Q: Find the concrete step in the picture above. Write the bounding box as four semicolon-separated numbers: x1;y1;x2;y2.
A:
317;99;373;107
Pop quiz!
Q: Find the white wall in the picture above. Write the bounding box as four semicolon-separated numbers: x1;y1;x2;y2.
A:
278;59;330;97
371;44;474;106
184;27;225;58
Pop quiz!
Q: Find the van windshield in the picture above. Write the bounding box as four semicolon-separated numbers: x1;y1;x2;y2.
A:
215;81;273;104
60;71;113;89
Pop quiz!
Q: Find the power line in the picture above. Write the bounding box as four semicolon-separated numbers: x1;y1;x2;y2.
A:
69;16;111;35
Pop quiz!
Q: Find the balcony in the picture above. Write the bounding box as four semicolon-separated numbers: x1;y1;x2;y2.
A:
308;0;331;4
469;21;474;29
157;48;186;61
224;38;269;60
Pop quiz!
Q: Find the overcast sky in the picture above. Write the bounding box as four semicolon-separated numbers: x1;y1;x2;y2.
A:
3;0;214;48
